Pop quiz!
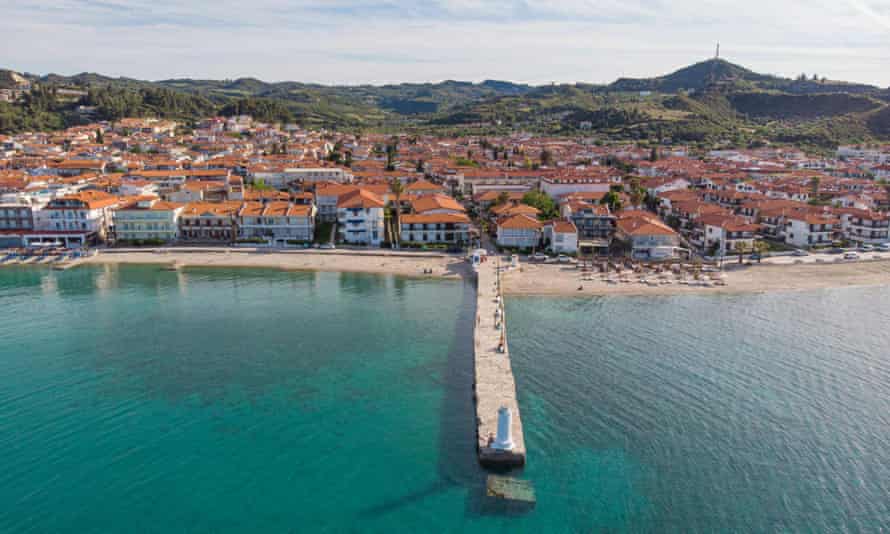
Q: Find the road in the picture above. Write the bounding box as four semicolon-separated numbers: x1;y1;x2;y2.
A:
759;250;890;265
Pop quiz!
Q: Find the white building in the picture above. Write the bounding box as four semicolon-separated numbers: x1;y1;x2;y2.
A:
28;191;119;247
496;214;543;249
784;213;839;248
838;210;890;246
281;167;354;184
337;189;385;246
113;197;184;243
315;183;358;222
238;201;316;245
400;213;471;245
616;212;681;260
544;219;578;254
540;177;614;198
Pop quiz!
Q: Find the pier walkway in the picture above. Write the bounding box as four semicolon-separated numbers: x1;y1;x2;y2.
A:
474;258;526;468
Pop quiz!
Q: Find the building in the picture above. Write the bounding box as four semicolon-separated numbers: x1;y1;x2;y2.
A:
237;201;316;245
27;191;119;247
410;193;466;215
51;159;107;176
838;210;890;246
178;202;240;242
784;212;839;248
315;183;359;222
540;176;614;198
278;167;354;185
0;203;34;247
337;189;385;246
404;178;445;196
543;219;579;254
400;213;470;245
561;201;616;244
496;214;543;250
699;214;761;254
615;212;681;260
113;197;184;243
0;203;34;232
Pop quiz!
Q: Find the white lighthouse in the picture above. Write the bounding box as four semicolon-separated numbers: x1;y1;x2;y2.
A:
492;406;514;451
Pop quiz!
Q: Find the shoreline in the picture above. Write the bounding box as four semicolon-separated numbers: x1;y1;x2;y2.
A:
78;249;471;280
4;249;890;297
501;258;890;297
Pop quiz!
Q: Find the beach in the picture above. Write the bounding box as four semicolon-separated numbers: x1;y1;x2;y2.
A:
501;258;890;296
8;247;889;296
79;248;470;279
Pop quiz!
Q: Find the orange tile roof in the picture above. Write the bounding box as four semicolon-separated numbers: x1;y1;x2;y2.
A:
412;194;465;214
401;213;470;224
616;212;677;237
498;214;543;230
48;190;119;210
337;189;385;209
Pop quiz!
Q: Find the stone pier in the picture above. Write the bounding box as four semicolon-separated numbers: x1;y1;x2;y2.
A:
473;258;526;468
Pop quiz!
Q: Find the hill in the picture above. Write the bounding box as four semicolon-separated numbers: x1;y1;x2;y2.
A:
609;59;775;93
1;58;889;149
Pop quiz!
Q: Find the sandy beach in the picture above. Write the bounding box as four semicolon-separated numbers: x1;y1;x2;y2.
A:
501;258;890;297
79;248;470;279
8;247;888;297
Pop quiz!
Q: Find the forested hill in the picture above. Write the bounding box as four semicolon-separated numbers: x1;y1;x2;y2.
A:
1;59;889;150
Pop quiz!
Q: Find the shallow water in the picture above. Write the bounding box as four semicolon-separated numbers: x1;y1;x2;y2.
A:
1;265;888;532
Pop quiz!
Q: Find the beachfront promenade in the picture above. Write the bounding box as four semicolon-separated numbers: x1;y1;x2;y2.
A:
474;259;526;468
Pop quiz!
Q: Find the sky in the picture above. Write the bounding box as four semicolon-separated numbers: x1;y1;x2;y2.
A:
3;0;890;87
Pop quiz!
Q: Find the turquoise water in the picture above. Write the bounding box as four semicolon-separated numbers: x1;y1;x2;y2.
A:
1;266;890;532
508;289;890;532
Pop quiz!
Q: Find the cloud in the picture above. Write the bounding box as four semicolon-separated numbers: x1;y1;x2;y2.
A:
2;0;889;86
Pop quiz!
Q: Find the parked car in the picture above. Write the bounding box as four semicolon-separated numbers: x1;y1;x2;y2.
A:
748;253;762;261
557;254;572;263
791;249;809;257
320;243;336;250
531;253;548;261
843;252;859;260
859;244;875;252
878;243;890;252
828;247;844;255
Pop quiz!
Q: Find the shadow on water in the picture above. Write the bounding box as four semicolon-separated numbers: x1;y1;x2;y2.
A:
359;275;529;521
357;277;486;520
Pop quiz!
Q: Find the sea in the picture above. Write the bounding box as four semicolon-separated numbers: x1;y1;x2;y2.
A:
1;264;889;532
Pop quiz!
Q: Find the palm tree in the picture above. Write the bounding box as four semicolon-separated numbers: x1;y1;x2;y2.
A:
878;179;890;211
628;177;644;209
809;176;821;201
390;178;405;245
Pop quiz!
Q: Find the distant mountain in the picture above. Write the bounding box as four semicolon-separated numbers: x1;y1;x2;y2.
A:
608;58;880;95
609;59;773;93
0;69;31;89
2;58;889;149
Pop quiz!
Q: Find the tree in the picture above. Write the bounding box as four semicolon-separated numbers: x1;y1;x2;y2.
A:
809;176;821;200
389;178;405;243
95;128;104;144
649;147;658;162
602;191;623;212
415;159;425;173
878;179;890;211
521;191;558;220
540;149;554;167
627;176;644;209
385;141;398;172
344;151;353;168
493;192;511;208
